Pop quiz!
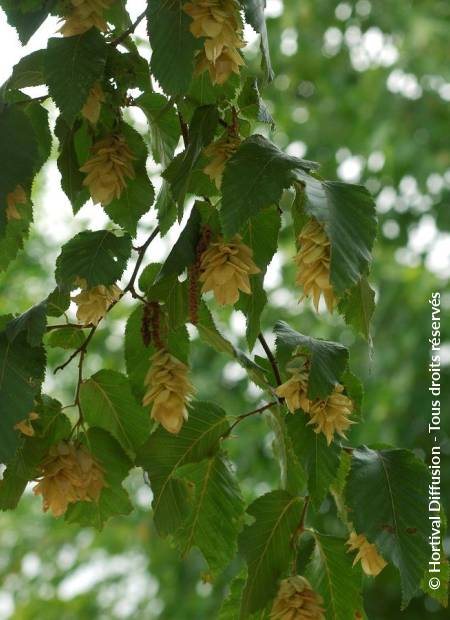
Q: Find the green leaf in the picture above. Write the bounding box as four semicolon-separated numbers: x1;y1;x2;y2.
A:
79;370;150;458
55;229;132;287
267;405;306;496
7;49;46;89
54;117;89;213
104;170;154;236
125;305;153;402
221;135;317;237
237;206;281;349
45;327;86;350
65;428;133;529
241;0;273;81
45;29;108;123
338;276;376;340
0;331;46;463
5;301;47;347
306;533;366;620
175;453;244;575
237;277;267;351
46;284;71;318
155;181;178;235
219;572;270;619
300;174;377;295
136;401;229;536
146;276;189;329
0;191;32;272
239;490;303;618
136;93;180;166
23;101;51;174
238;78;273;126
196;302;269;390
0;105;39;232
1;0;54;45
345;446;430;607
158;205;201;279
163;105;219;206
147;0;199;96
286;414;340;507
274;321;349;399
138;263;161;293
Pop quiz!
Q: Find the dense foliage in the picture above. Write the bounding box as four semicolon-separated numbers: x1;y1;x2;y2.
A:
0;1;448;618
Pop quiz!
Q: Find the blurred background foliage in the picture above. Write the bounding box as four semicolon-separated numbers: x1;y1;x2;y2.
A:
0;0;449;618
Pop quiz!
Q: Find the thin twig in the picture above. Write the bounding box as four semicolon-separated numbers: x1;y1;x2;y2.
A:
177;111;189;147
54;325;97;374
110;9;147;47
223;400;277;439
258;332;282;387
124;226;160;297
46;323;86;332
290;496;310;573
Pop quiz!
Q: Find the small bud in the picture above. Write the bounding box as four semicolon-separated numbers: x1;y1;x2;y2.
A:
347;531;387;576
271;575;325;620
143;349;196;434
199;235;260;306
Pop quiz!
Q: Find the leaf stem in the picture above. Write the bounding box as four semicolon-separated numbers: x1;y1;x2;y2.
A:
110;9;147;47
258;332;283;388
223;400;277;439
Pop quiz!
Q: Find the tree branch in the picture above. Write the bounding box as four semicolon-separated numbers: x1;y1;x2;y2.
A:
222;400;277;439
110;9;147;47
258;332;283;387
124;226;160;297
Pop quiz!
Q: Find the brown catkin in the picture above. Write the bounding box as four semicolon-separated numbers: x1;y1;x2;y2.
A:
141;303;153;347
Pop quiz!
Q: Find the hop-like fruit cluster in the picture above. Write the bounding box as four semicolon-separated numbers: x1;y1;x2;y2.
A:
33;442;105;517
14;411;39;437
203;134;240;188
347;531;387;576
73;282;122;326
275;367;310;414
183;0;245;85
271;576;325;620
199;235;260;305
6;185;27;221
80;135;136;205
295;218;335;312
60;0;113;37
306;384;354;445
81;82;105;124
143;349;195;434
276;366;354;445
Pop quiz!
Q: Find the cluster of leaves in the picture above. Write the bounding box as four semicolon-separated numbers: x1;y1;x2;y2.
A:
0;0;447;617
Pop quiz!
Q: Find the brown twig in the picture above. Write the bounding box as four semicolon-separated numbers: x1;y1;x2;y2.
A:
110;9;147;47
124;227;160;297
46;323;86;331
177;111;189;147
222;400;277;439
54;325;97;374
290;496;310;574
258;332;283;387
